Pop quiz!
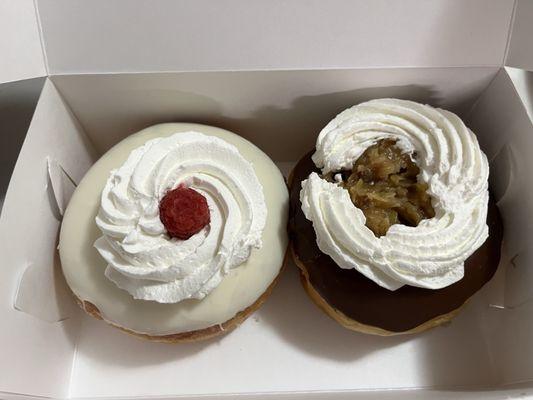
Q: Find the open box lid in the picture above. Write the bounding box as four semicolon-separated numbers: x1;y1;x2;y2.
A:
4;0;533;84
506;0;533;72
33;0;516;73
0;0;46;85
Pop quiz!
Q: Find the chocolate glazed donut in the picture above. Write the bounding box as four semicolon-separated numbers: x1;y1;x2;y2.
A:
288;151;504;334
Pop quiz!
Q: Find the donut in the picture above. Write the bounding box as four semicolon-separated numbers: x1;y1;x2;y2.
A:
59;123;289;342
289;99;503;335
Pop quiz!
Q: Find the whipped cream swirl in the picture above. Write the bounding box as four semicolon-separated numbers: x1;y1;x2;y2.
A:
301;99;489;290
95;131;267;303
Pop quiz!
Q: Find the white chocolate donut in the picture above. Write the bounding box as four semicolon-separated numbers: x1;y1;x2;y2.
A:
59;123;288;336
94;131;268;303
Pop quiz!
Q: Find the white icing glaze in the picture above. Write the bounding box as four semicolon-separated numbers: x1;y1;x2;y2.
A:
94;132;267;303
301;98;489;290
59;123;288;335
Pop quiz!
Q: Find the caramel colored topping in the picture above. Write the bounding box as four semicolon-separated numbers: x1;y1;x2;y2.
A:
335;140;435;237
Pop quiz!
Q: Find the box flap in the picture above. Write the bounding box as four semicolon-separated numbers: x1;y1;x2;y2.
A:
506;67;533;124
505;0;533;71
0;78;94;398
13;159;78;323
37;0;514;74
468;68;533;311
0;0;47;84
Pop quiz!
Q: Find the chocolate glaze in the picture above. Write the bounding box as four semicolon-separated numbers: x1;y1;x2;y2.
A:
289;151;503;332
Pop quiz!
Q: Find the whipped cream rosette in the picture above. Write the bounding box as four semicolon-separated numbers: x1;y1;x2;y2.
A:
95;131;267;303
300;98;489;290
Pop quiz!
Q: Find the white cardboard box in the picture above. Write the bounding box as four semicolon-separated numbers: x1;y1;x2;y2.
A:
2;1;533;399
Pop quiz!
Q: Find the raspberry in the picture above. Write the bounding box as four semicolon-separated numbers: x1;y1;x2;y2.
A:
159;186;210;240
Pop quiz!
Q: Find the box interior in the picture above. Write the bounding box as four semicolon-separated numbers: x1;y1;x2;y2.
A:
3;66;533;399
50;67;500;162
